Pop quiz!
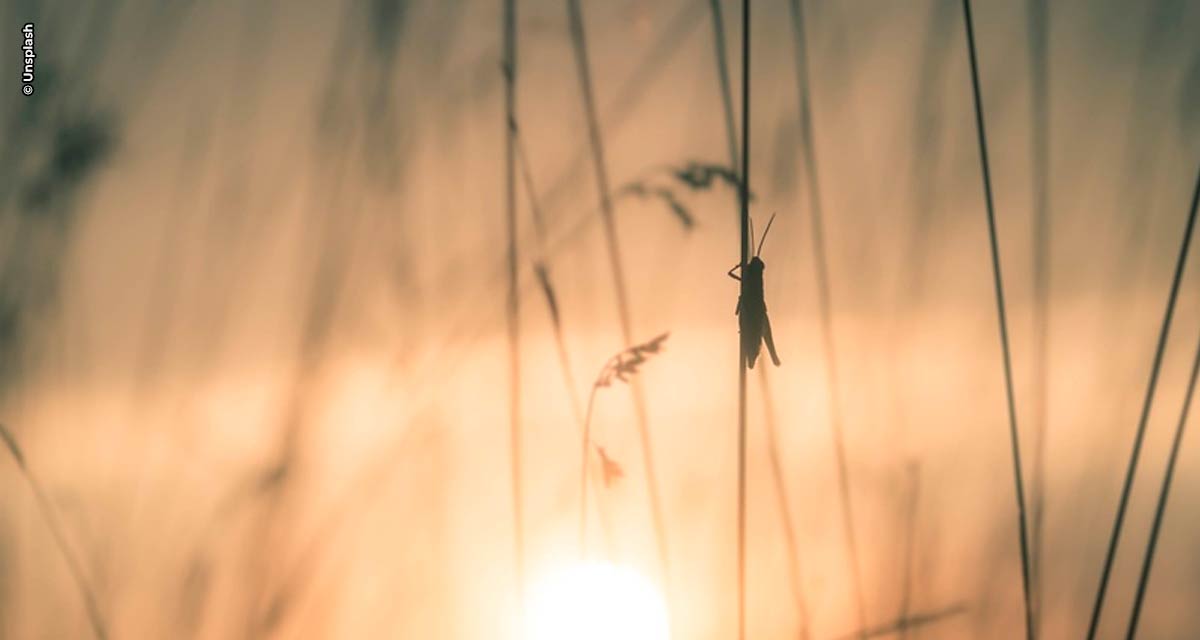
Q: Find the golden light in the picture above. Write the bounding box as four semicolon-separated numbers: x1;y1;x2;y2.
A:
525;562;670;640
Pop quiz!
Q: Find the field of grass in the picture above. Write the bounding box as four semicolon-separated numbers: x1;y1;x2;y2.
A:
1;0;1199;638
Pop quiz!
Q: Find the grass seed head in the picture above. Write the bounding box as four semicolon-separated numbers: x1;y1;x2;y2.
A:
595;332;669;388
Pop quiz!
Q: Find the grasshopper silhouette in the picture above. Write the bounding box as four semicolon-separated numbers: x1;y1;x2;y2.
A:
728;213;781;369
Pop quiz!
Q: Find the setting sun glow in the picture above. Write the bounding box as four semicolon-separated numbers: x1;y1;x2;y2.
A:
525;563;670;640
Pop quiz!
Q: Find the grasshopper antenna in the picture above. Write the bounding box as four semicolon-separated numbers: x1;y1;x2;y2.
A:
755;212;777;257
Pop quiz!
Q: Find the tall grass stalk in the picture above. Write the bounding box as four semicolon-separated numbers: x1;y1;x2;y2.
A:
535;1;705;230
245;120;408;632
1087;162;1200;639
1112;3;1188;291
886;15;955;630
579;384;601;552
761;370;811;639
707;0;739;182
514;122;617;550
787;0;867;630
578;334;670;553
960;1;1035;637
502;0;526;617
898;464;920;640
241;132;364;637
901;0;955;299
515;124;586;426
706;1;809;635
1126;327;1200;638
887;0;955;451
1025;0;1051;629
736;1;751;638
565;0;671;583
0;424;108;640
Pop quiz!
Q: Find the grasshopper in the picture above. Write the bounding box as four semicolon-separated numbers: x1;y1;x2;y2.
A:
728;213;781;369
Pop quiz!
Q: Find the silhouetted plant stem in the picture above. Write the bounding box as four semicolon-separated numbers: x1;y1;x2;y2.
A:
708;0;739;177
578;335;670;554
514;120;617;552
1112;3;1191;290
1025;0;1050;630
1087;162;1200;640
502;0;526;618
960;1;1034;637
787;0;867;631
1126;328;1200;639
513;124;585;427
737;1;751;638
0;424;108;640
707;1;809;636
898;464;920;640
580;383;600;551
761;369;812;639
535;1;706;227
565;0;670;584
244;138;361;637
899;0;955;303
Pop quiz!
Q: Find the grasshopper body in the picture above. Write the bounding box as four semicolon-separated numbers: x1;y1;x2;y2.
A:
729;214;781;369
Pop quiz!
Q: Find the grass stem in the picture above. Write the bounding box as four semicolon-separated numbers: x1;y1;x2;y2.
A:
565;0;671;585
0;424;108;640
1025;0;1051;629
761;368;811;639
502;0;526;618
737;1;751;637
708;1;809;635
787;0;868;630
1087;162;1200;639
1126;327;1200;639
960;1;1035;636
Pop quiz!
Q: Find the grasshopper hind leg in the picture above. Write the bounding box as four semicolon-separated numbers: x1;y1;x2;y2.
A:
762;309;781;366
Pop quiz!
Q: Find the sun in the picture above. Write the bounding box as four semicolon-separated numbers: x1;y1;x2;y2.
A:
525;562;670;640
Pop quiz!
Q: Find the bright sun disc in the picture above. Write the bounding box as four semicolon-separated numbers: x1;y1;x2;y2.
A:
525;562;670;640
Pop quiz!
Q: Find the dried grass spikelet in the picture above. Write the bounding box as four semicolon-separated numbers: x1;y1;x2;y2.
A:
595;445;624;488
672;161;743;193
580;332;669;552
594;332;670;389
615;182;695;230
614;161;756;233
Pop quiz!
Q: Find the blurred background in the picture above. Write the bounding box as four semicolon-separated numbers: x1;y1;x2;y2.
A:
1;0;1199;638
